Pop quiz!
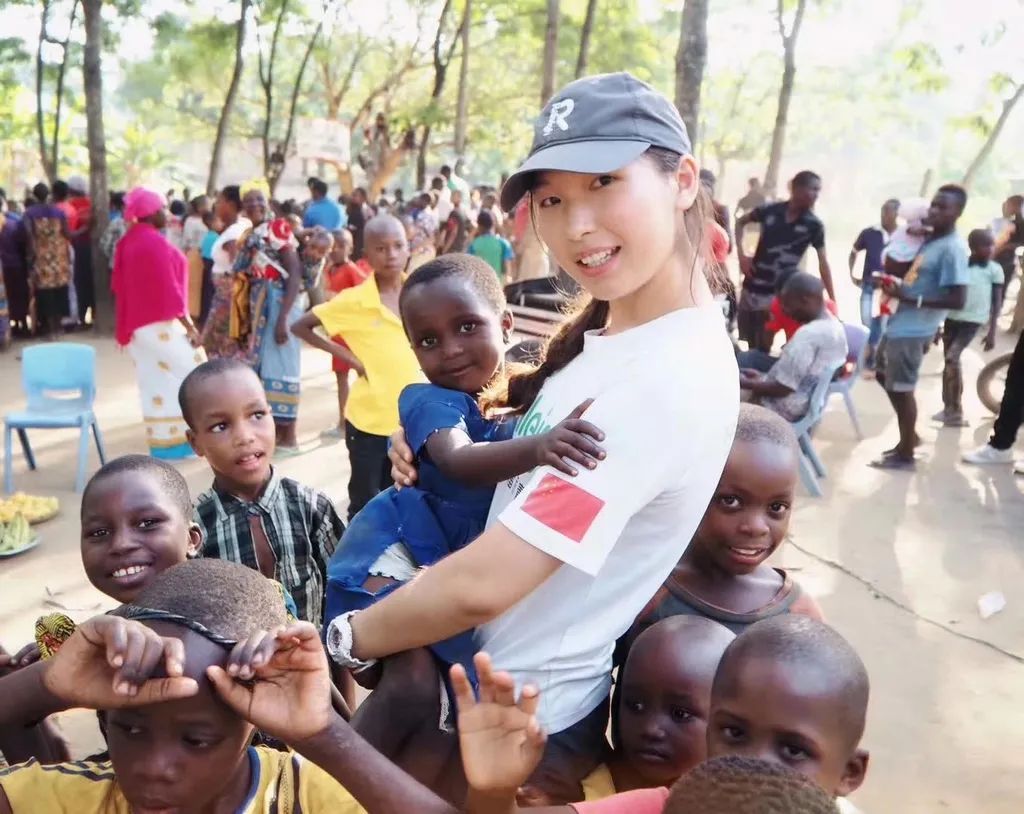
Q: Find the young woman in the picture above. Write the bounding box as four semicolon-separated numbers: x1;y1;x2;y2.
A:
229;185;306;453
327;72;740;802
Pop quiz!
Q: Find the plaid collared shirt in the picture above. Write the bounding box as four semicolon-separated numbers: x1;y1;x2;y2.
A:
195;471;344;626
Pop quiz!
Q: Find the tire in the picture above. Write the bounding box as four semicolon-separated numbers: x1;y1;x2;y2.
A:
977;353;1013;413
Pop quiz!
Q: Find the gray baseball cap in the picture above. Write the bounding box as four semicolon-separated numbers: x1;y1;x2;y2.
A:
500;72;692;212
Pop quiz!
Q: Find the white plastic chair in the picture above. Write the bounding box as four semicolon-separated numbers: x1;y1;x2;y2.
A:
827;323;870;439
791;361;844;497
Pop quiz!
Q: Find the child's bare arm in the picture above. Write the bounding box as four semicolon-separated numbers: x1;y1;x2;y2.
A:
209;623;458;814
0;617;197;735
425;400;606;487
291;312;366;377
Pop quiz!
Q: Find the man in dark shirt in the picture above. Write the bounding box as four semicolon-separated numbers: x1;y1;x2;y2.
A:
735;170;834;351
849;198;899;369
345;187;373;261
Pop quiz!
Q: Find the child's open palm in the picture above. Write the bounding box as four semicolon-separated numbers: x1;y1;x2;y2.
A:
453;652;547;796
207;622;333;745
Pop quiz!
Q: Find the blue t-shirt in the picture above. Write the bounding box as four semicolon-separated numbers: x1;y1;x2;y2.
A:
302;198;347;230
200;229;219;260
886;232;969;339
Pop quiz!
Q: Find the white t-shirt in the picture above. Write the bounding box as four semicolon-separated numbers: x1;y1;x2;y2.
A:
211;218;252;277
478;305;739;733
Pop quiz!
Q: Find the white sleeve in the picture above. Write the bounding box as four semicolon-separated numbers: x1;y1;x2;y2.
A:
496;383;682;576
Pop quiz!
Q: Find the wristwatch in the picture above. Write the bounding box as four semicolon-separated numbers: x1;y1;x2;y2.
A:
325;611;378;671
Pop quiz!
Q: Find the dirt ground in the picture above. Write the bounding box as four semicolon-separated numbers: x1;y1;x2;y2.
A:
0;313;1022;812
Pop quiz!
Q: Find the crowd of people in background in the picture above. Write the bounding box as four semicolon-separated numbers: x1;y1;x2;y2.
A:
0;67;1023;814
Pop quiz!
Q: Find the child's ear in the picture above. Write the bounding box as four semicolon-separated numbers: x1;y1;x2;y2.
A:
501;309;514;343
186;428;203;458
186;524;203;558
836;748;869;797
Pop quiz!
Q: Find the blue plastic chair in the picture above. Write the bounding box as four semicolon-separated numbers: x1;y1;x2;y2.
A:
826;323;870;439
791;360;844;497
4;343;107;493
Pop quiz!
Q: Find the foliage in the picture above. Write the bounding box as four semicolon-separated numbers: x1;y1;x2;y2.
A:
1;0;1024;210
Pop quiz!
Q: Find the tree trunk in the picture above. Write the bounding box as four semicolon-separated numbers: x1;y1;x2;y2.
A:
35;0;79;182
35;0;54;182
50;0;80;179
258;0;289;184
371;129;417;200
961;82;1024;189
763;0;807;198
416;0;463;189
674;0;708;145
268;16;324;194
207;0;251;194
575;0;597;79
453;0;472;157
541;0;560;104
82;0;111;332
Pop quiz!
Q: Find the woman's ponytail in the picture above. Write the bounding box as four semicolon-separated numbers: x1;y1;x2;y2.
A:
481;295;609;416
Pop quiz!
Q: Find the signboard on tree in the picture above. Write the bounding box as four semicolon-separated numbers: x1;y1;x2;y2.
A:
295;118;351;165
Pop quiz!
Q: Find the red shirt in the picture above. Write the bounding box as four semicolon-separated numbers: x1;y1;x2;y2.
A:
571;787;669;814
69;196;92;232
55;201;79;232
324;261;369;295
765;296;839;340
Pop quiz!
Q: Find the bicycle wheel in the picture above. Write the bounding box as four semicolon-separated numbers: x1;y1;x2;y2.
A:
977;353;1013;413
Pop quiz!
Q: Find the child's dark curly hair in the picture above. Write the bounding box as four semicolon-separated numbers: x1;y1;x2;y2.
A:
665;756;838;814
398;253;507;325
130;559;287;641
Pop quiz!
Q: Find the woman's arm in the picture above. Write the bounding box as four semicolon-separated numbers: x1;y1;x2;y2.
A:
348;522;561;660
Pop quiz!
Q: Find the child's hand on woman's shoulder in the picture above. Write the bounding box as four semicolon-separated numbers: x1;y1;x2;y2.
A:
532;399;606;477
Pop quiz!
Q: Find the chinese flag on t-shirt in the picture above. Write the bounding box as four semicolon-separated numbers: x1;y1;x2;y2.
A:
521;473;605;544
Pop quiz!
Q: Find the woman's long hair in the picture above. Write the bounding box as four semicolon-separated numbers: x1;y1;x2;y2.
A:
481;147;724;416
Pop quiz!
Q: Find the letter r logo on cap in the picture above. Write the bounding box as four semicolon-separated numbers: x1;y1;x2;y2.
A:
542;99;575;136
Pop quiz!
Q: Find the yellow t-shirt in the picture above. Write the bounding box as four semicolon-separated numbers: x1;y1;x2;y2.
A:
0;746;365;813
581;763;618;801
312;276;424;436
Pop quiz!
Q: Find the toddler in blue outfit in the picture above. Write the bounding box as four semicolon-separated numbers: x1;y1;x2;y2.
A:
324;254;604;785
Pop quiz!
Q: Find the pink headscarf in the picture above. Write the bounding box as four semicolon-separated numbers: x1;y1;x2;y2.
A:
124;186;165;222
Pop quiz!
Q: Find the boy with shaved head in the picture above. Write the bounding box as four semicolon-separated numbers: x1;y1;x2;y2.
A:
292;215;424;519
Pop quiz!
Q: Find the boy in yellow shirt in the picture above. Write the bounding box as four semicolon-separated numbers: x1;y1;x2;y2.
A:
292;214;423;519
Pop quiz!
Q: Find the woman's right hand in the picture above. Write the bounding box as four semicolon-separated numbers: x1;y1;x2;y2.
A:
388;428;418;489
42;616;198;709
